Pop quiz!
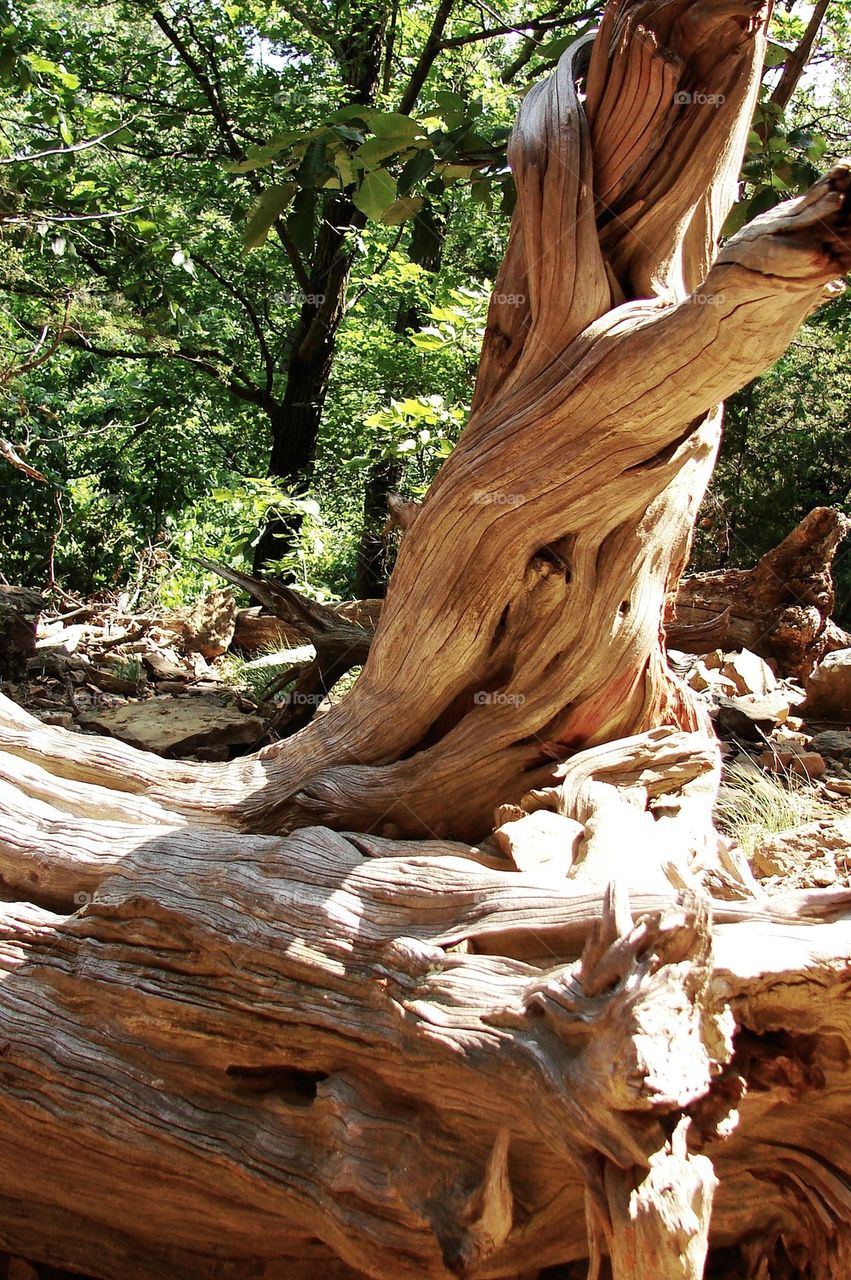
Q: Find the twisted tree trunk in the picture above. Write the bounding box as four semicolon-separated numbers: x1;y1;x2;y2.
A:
2;2;851;1276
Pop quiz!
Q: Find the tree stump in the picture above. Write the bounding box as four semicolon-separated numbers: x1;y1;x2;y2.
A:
0;586;44;681
669;507;851;678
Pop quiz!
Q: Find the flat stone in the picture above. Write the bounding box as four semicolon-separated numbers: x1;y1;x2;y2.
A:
758;749;827;780
713;692;790;740
803;649;851;720
143;649;192;681
492;809;584;876
720;648;777;697
37;711;75;729
80;695;264;760
810;730;851;758
686;660;737;694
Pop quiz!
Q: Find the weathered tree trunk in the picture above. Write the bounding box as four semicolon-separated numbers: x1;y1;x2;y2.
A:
2;1;851;1275
668;507;851;677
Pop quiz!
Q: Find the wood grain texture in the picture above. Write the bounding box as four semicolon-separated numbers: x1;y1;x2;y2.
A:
1;2;851;1275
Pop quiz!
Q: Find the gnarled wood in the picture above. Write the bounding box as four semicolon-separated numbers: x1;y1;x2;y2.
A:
2;723;851;1278
670;507;851;677
2;2;851;1275
3;3;847;844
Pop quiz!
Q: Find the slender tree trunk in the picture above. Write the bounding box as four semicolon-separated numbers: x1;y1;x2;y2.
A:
2;4;851;1276
769;0;831;110
252;199;367;572
253;11;386;572
355;203;447;597
355;457;402;597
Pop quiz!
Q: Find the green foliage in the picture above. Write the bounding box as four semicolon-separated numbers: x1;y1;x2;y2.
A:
695;263;851;622
218;645;309;704
0;0;847;613
111;655;143;685
233;99;514;236
723;97;826;235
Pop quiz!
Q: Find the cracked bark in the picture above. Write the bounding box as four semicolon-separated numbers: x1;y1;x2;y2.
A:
1;1;851;1276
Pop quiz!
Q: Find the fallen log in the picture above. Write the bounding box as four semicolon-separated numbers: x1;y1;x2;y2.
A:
1;709;851;1278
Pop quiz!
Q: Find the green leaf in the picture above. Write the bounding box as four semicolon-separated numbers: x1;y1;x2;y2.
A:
366;111;422;142
380;196;423;225
286;186;316;257
763;41;788;69
244;182;298;249
470;179;492;208
441;163;475;183
398;397;429;417
23;53;80;89
432;90;466;130
332;148;355;186
398;148;434;197
500;178;517;217
355;135;409;168
330;124;366;144
773;161;794;189
747;186;782;220
720;199;748;239
298;137;334;188
538;33;574;58
352;169;397;221
408;330;445;351
224;131;302;174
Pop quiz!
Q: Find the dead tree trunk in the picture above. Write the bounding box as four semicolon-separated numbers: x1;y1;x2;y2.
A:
1;1;851;1276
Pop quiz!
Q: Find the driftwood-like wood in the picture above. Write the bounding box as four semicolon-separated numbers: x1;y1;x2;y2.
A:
670;507;851;677
2;702;851;1278
2;1;851;1275
2;2;845;844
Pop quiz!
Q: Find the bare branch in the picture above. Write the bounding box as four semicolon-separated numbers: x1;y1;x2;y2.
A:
193;253;276;393
0;120;136;166
398;0;457;115
770;0;831;111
